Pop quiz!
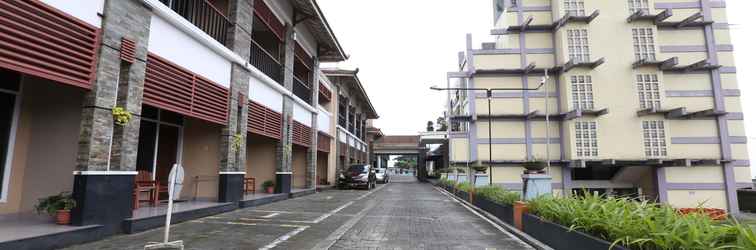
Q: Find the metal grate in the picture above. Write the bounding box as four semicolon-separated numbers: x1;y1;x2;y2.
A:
0;0;100;89
158;0;231;45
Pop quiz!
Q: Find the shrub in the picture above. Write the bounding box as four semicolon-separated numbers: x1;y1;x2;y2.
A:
439;178;455;188
475;185;520;205
527;193;756;249
455;181;473;192
35;192;76;216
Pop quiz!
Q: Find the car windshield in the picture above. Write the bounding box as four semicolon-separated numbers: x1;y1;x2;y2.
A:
348;165;369;173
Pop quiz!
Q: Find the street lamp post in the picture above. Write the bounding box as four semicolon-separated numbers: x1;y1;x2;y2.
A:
431;78;545;186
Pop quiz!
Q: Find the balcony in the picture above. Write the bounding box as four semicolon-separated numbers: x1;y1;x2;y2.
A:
293;76;312;104
158;0;231;45
250;39;283;84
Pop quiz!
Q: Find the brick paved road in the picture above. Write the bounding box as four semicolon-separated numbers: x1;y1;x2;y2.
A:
65;176;532;249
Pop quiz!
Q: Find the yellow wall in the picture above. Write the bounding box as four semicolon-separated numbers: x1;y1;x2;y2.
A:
667;190;728;209
1;78;83;214
292;145;307;188
180;118;220;200
247;134;277;191
450;138;469;162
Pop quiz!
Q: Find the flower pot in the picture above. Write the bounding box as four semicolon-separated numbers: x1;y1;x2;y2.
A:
523;161;547;173
266;186;274;194
56;210;71;225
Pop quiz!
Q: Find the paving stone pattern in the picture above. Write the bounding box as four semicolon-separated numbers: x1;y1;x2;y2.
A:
64;177;532;250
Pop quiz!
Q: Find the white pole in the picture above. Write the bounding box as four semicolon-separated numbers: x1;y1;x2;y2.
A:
163;164;178;244
544;69;551;175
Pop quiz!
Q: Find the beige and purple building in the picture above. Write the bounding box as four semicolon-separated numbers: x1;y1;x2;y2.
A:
447;0;751;212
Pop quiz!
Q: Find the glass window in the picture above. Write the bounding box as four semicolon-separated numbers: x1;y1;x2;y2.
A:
564;0;585;16
567;29;590;63
570;75;594;110
575;121;598;158
632;28;656;61
0;91;16;196
636;74;661;109
628;0;650;14
642;121;667;157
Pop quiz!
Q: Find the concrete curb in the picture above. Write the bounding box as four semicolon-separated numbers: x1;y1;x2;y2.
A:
435;186;553;250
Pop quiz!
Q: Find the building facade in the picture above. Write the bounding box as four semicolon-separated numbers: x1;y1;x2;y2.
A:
447;0;750;212
0;0;377;241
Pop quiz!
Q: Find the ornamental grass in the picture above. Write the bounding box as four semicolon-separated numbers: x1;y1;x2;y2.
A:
527;193;756;250
474;185;520;206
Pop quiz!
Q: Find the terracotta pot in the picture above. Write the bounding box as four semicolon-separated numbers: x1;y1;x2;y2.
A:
266;186;274;194
56;210;71;225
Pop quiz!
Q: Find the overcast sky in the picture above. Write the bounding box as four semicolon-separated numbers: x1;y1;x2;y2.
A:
319;0;756;176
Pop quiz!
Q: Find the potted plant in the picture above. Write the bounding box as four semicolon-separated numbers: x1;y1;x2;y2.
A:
35;192;76;225
471;165;488;173
262;180;275;194
522;160;547;173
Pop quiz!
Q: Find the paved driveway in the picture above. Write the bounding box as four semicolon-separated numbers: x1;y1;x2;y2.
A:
65;176;532;249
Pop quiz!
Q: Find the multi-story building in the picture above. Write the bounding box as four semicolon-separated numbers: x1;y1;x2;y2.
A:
447;0;750;212
324;69;379;175
0;0;377;247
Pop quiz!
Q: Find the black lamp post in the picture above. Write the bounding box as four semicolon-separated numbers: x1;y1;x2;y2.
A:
431;82;544;186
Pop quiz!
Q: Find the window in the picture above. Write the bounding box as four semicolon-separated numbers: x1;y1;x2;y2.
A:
571;75;594;110
642;121;667;157
564;0;585;16
567;29;590;63
0;71;21;201
628;0;650;14
636;74;661;109
575;121;598;158
632;28;656;61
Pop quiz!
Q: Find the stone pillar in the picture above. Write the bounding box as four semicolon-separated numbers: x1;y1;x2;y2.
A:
275;24;295;193
218;0;253;202
71;0;151;230
306;59;320;189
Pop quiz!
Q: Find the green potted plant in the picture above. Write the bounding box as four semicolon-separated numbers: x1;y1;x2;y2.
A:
522;159;548;173
471;165;488;173
262;180;275;194
35;192;76;225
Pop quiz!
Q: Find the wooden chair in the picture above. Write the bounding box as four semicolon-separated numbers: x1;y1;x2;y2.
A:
133;170;159;209
244;177;256;194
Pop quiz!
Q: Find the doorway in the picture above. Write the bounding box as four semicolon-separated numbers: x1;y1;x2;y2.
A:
136;106;183;193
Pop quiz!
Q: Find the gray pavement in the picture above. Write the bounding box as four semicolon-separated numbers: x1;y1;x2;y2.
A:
64;176;533;250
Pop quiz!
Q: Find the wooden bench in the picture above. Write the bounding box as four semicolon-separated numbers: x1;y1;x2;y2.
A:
244;177;255;194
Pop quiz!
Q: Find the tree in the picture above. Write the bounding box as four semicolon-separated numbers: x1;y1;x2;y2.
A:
435;117;448;131
426;121;434;132
394;155;417;170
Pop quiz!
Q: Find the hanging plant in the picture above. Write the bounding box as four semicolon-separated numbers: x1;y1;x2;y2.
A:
112;106;132;126
232;133;243;152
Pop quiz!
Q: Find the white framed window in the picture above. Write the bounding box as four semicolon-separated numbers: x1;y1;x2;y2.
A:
636;74;662;109
628;0;650;14
632;28;656;61
571;75;594;110
0;76;21;203
567;29;590;63
575;121;598;158
564;0;586;16
642;121;668;158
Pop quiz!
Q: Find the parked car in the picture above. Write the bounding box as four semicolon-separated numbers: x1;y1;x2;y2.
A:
337;164;376;190
376;168;389;183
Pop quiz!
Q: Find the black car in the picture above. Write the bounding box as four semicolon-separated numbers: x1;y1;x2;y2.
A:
337;164;377;190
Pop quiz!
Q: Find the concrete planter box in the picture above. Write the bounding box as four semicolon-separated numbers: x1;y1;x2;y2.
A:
472;197;513;225
522;213;627;250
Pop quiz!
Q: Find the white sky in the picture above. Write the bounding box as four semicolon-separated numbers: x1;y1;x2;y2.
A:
319;0;756;177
